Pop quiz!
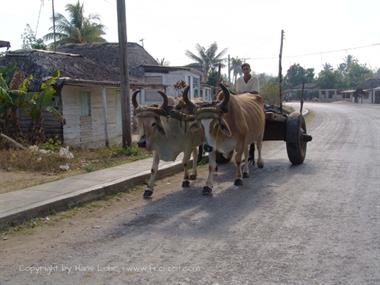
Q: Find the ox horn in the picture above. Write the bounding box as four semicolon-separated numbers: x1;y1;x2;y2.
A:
157;91;169;109
132;89;141;109
218;83;230;113
182;86;196;109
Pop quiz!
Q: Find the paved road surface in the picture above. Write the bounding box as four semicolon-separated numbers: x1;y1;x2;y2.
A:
1;102;379;285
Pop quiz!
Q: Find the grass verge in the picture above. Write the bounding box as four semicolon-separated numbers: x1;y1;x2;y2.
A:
0;184;144;237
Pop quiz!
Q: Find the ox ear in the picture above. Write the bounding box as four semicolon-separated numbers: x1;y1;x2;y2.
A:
218;118;232;137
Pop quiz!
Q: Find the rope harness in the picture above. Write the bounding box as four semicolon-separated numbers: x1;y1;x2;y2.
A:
134;106;198;133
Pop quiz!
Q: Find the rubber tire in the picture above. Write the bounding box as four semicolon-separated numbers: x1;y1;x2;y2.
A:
286;113;307;165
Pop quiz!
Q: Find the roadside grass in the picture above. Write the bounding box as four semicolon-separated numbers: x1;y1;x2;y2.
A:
0;143;150;174
0;157;210;236
0;185;144;237
0;143;151;193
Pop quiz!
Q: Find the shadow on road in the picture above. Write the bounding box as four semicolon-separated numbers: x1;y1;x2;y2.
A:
106;159;318;240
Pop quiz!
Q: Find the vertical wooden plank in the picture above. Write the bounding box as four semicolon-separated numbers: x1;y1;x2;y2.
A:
101;87;109;147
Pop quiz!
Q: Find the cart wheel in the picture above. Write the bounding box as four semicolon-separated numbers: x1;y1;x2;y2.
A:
215;150;233;164
286;112;309;165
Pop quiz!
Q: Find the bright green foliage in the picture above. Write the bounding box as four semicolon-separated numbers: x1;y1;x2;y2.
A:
24;70;61;143
0;65;31;136
0;66;63;143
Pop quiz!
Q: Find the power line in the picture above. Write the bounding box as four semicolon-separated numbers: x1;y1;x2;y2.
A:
250;42;380;61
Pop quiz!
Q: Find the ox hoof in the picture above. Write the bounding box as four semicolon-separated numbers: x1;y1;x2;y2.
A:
143;189;153;199
243;172;249;178
182;180;190;188
189;174;197;180
257;163;264;169
202;186;213;196
234;178;243;186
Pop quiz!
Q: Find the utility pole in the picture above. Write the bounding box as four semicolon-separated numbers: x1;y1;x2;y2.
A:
278;29;284;112
52;0;56;50
117;0;132;147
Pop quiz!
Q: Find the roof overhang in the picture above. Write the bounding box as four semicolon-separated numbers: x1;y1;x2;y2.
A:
58;77;166;89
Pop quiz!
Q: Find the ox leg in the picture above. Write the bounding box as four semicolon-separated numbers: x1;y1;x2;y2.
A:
189;146;198;180
203;150;216;196
234;145;244;186
242;144;250;178
182;149;192;188
144;151;159;198
256;139;264;169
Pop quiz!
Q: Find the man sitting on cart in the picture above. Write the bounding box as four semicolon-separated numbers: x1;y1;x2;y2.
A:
234;62;259;165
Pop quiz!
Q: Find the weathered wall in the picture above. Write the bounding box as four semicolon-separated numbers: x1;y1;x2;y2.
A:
62;85;122;148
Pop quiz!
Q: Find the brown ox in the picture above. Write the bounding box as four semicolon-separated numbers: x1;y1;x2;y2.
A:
132;87;203;198
194;83;265;195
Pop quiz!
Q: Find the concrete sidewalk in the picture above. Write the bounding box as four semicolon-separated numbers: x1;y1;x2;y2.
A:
0;155;185;229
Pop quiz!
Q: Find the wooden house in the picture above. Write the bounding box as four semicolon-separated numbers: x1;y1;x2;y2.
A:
0;43;206;147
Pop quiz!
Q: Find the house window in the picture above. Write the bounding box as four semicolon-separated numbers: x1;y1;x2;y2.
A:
80;91;91;116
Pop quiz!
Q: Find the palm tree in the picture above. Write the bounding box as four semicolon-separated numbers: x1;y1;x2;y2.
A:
44;1;106;47
230;57;243;84
156;58;170;66
185;42;227;81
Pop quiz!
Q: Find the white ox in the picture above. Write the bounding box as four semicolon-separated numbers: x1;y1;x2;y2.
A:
132;88;203;198
193;83;266;195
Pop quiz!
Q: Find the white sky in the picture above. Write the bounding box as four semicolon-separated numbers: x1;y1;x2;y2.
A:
2;0;380;76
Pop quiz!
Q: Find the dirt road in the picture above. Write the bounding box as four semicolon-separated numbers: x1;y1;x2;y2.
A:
1;102;379;284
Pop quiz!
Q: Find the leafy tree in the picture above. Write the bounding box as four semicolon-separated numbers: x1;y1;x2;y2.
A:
25;70;61;143
185;42;227;81
373;68;380;78
260;77;280;105
21;24;47;50
44;1;106;47
335;55;373;88
346;62;372;88
285;63;314;88
0;66;63;143
316;63;344;89
0;66;30;136
230;57;243;84
304;68;315;83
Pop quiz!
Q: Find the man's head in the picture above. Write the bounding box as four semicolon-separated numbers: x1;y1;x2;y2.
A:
241;63;251;75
